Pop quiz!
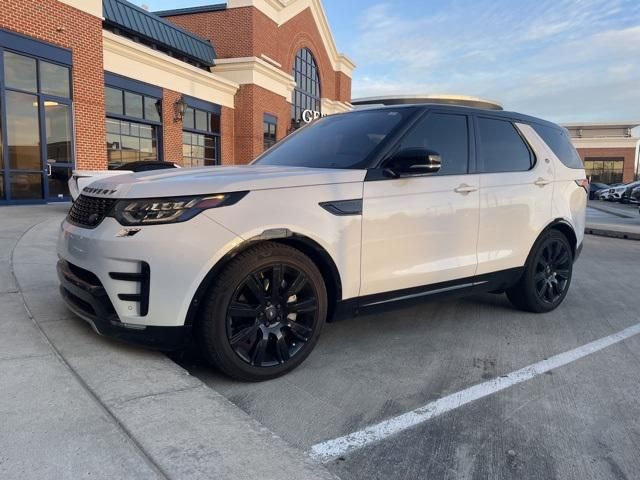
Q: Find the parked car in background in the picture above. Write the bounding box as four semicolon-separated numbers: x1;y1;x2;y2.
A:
57;105;587;381
589;182;609;200
606;181;640;202
620;181;640;203
69;161;180;200
630;185;640;204
597;189;612;200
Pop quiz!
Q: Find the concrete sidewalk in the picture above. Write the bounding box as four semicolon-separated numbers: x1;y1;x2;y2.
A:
586;202;640;240
0;205;336;480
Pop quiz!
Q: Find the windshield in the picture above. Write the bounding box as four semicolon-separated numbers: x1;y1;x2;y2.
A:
253;108;415;169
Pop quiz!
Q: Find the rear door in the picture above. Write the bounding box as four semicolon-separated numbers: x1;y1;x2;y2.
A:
361;110;480;296
475;116;554;276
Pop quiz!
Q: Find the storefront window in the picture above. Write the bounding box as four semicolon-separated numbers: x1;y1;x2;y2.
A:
183;132;217;167
3;51;37;93
106;119;158;167
40;61;71;98
182;103;220;167
291;48;321;131
1;31;73;202
584;157;624;184
263;114;277;150
104;80;162;168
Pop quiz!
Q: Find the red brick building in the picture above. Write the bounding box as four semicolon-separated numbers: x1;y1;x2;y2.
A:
0;0;354;203
565;123;640;184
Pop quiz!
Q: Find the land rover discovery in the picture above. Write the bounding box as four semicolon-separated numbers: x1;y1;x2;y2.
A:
57;105;587;381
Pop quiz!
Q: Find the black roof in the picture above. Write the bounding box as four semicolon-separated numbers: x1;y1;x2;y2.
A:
354;103;561;130
154;4;227;17
103;0;217;67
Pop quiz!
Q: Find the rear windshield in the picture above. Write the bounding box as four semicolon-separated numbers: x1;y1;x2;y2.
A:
532;124;583;169
253;108;414;169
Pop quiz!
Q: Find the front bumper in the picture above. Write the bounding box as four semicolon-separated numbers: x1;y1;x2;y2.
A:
58;259;191;350
57;213;242;329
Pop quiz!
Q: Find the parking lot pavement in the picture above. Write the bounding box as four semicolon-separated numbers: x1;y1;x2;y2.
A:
587;201;639;225
588;200;638;219
179;235;640;480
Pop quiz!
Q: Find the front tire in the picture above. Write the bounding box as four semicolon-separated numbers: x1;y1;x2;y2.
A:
197;242;327;381
506;230;574;313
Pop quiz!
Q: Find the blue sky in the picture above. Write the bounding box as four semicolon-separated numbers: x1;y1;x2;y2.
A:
144;0;640;123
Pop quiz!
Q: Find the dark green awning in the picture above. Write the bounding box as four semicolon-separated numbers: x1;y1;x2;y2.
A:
103;0;216;67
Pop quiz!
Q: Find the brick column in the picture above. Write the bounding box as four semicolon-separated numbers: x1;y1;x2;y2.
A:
220;106;235;165
162;89;184;164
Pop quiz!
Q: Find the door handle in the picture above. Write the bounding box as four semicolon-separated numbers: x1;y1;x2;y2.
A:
47;163;52;177
534;178;552;186
454;184;478;194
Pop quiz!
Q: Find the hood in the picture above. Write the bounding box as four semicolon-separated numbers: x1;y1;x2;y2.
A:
81;165;367;199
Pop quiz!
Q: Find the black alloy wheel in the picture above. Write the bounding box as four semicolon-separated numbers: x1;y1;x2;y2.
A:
197;242;327;381
533;238;572;304
506;230;574;313
226;264;318;367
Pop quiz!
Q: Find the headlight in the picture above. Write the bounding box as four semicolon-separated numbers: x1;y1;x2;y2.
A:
109;191;248;226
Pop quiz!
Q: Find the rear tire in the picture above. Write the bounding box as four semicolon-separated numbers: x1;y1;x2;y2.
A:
196;242;327;382
506;230;573;313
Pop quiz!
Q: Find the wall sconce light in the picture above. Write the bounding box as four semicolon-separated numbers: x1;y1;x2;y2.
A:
174;96;187;122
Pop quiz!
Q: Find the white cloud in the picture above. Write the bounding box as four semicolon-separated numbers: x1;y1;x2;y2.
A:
351;0;640;122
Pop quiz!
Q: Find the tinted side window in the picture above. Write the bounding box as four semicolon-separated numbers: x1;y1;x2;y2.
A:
397;113;469;175
532;124;583;169
477;118;533;173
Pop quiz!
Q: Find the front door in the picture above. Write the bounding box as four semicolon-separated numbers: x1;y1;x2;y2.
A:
361;111;479;296
1;49;73;203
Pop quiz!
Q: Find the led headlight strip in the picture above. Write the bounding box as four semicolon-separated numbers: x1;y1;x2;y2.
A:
109;191;248;226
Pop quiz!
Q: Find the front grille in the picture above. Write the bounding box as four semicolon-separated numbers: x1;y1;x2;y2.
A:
68;195;117;228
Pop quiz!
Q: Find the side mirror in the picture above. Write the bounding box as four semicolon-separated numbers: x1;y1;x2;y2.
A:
384;148;442;178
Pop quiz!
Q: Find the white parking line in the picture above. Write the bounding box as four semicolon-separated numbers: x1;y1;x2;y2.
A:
309;322;640;462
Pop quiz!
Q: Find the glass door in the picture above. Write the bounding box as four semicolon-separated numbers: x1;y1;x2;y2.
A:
44;101;73;200
1;49;73;203
6;89;43;201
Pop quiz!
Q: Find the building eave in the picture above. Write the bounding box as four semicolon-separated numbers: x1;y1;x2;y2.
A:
226;0;355;77
214;56;297;99
102;30;238;108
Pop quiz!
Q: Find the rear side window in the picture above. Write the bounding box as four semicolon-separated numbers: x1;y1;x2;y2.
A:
532;124;583;169
396;112;469;175
477;117;533;173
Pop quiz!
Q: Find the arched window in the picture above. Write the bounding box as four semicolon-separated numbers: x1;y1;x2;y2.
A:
291;48;321;131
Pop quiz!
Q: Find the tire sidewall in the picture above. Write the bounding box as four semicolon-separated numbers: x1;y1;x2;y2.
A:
526;231;574;312
199;244;328;381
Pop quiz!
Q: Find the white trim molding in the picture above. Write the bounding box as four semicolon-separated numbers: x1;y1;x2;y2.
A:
102;31;239;109
321;98;352;115
59;0;102;18
214;57;297;100
571;137;639;149
227;0;356;77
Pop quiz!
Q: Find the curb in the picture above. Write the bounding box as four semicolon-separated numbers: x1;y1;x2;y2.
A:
585;227;640;241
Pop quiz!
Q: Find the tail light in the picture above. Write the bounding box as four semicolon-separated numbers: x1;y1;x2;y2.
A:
575;179;589;195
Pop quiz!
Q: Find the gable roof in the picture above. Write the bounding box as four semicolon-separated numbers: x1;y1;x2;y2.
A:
103;0;216;67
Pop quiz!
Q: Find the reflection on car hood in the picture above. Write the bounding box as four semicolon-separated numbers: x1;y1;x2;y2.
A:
80;165;367;199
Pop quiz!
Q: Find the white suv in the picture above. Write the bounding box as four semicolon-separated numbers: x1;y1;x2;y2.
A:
57;105;587;381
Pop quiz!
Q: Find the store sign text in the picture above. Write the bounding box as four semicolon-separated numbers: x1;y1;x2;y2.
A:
302;109;325;123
